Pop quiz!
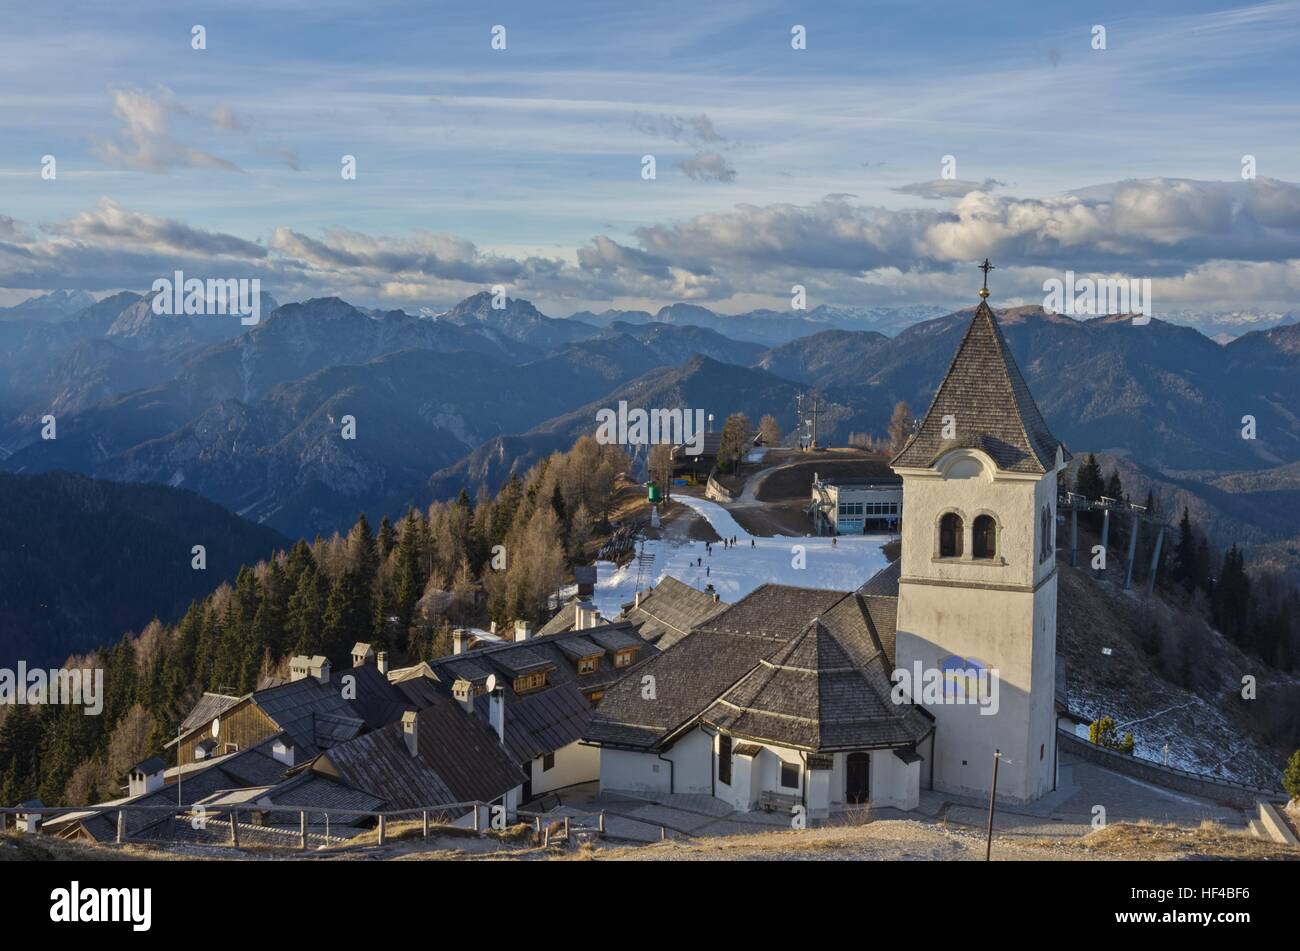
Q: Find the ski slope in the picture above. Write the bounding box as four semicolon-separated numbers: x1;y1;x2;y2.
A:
591;495;892;617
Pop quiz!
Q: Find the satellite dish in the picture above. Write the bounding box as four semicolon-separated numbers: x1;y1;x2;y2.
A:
211;718;220;738
485;674;497;693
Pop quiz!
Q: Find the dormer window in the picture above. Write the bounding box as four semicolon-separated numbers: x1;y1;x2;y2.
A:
577;656;599;675
938;513;963;558
613;648;638;668
513;671;548;694
973;515;997;560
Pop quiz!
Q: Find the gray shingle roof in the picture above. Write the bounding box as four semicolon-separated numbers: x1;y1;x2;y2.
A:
620;576;727;649
699;594;931;752
859;559;901;597
179;692;242;733
892;300;1066;474
320;696;524;810
48;737;292;842
587;584;929;753
251;678;365;757
425;623;659;759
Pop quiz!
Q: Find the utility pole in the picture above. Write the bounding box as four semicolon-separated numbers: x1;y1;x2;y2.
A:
807;396;821;450
984;749;1001;861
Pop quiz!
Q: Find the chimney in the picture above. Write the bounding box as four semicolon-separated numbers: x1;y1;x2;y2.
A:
705;583;719;604
127;759;165;797
402;710;419;757
452;629;467;655
634;590;642;609
488;686;506;745
272;738;295;767
514;619;531;642
489;621;497;635
376;651;389;676
452;678;476;714
308;656;331;684
289;655;310;682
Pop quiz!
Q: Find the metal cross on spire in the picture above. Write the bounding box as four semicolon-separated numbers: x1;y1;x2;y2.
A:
978;258;995;298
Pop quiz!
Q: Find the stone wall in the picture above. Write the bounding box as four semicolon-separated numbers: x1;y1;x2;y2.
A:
1058;729;1283;809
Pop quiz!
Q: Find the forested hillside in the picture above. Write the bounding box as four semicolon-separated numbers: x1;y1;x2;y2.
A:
0;472;287;668
0;438;629;806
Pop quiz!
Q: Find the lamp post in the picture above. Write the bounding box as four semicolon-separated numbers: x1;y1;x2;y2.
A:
984;749;1001;861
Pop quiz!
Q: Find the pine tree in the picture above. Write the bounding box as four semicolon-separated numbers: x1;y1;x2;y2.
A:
288;564;330;657
1074;454;1105;500
377;516;396;560
322;570;370;664
1173;507;1198;594
252;559;291;661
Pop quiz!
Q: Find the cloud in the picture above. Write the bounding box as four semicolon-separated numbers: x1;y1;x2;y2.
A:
676;152;737;183
49;200;266;258
95;88;244;173
6;177;1300;313
636;111;740;183
632;112;729;147
893;178;1006;200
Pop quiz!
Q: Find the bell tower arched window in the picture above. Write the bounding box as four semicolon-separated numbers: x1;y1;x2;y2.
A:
973;515;997;559
938;513;963;558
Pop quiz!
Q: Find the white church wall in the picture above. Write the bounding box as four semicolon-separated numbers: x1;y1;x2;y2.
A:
530;739;599;796
870;750;920;810
806;767;832;818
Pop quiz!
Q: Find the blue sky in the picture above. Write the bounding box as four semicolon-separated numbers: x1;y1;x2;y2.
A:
2;0;1299;317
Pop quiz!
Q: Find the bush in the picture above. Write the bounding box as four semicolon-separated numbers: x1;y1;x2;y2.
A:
1089;715;1135;755
1284;750;1300;801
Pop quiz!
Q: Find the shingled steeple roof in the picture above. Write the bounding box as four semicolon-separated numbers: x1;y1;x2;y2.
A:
891;296;1066;474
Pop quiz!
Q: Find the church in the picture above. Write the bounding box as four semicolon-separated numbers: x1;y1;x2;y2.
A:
585;266;1070;815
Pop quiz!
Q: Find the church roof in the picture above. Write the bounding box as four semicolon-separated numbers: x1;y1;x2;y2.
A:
891;299;1067;474
699;592;930;753
586;583;929;753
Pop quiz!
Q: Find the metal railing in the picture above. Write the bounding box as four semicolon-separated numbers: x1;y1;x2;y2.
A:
1;800;610;852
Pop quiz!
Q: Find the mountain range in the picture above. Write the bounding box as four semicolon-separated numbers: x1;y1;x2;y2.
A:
2;287;1299;572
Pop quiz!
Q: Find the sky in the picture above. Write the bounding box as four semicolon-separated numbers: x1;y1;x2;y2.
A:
2;0;1299;318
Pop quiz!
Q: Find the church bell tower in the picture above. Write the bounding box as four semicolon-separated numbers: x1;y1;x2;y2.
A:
891;260;1068;803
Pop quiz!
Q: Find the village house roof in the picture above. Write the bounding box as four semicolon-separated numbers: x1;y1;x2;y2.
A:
891;300;1068;475
251;678;365;756
329;663;409;731
179;692;243;734
45;736;294;842
425;622;659;760
316;698;525;812
619;575;728;650
586;583;929;754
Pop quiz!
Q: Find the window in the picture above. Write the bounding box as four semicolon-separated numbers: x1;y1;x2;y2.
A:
973;515;997;559
577;656;599;674
939;512;964;558
718;734;732;785
586;690;605;703
542;751;555;772
1039;505;1053;563
614;648;637;668
513;672;548;693
780;761;800;789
